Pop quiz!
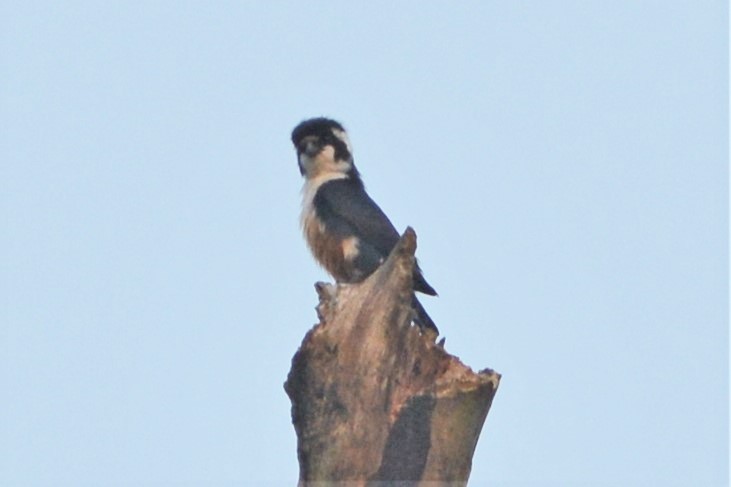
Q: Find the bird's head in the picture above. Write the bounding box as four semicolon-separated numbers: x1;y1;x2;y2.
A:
291;117;358;179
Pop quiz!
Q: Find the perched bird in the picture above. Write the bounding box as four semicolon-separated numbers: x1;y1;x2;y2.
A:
291;117;438;336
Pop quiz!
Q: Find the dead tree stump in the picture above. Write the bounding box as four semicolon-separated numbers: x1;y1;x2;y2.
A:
284;227;500;486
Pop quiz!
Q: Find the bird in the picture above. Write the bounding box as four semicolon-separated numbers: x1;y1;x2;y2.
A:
291;117;438;337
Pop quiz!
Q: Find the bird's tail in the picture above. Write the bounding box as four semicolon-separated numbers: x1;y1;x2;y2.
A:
412;295;439;339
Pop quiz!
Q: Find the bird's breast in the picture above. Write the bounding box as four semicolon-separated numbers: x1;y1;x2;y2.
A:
300;175;357;282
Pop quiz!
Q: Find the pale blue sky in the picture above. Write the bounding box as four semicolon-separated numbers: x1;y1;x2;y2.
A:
2;1;728;486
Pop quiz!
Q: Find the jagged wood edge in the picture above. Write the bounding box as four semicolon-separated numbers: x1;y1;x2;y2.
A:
285;227;500;484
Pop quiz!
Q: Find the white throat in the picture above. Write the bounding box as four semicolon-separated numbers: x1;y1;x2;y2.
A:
300;172;349;229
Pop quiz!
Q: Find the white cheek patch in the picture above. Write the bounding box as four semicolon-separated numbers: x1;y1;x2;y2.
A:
301;145;352;179
316;145;336;163
299;147;337;176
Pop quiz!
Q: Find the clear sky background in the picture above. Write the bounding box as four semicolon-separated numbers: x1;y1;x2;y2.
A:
2;1;728;486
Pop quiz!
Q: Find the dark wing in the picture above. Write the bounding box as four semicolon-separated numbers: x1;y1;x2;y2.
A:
314;178;400;257
315;178;438;296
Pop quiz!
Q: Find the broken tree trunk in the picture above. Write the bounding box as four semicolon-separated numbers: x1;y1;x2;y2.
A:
284;227;500;486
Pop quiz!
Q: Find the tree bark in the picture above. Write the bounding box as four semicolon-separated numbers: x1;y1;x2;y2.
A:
284;228;500;486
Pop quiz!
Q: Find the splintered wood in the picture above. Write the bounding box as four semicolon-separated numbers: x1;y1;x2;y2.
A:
285;228;500;486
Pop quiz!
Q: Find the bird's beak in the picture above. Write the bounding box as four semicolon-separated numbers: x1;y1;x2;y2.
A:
298;136;322;158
